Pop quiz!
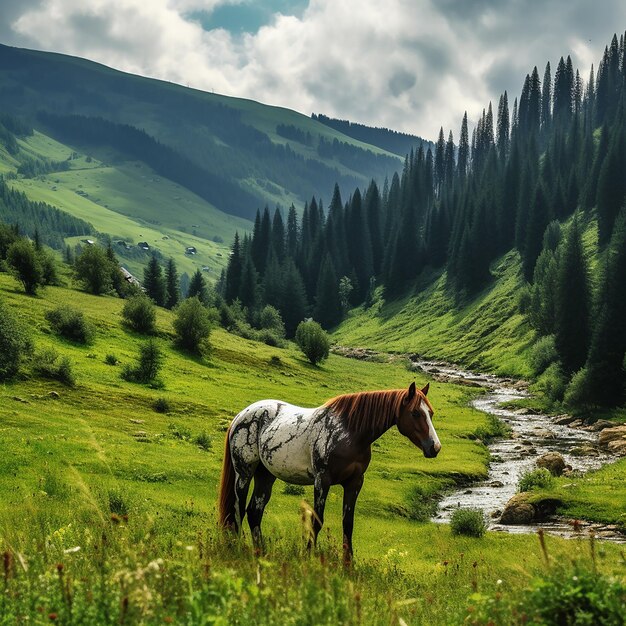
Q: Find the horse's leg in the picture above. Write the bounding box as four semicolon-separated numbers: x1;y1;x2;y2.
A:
342;474;364;565
234;466;255;534
246;464;276;552
309;474;331;551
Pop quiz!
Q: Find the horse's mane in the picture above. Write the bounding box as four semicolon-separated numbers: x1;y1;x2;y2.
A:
324;388;426;435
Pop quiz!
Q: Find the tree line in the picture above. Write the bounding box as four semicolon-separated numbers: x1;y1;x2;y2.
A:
226;31;626;407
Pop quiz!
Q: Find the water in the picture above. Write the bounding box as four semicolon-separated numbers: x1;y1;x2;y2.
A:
414;360;625;543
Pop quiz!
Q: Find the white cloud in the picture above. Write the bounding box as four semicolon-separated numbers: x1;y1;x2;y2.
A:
6;0;626;140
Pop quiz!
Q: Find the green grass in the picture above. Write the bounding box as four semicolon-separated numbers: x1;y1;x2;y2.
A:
0;271;624;623
4;131;251;277
334;251;535;378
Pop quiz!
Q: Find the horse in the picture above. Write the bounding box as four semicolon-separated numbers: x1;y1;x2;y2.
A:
218;382;440;561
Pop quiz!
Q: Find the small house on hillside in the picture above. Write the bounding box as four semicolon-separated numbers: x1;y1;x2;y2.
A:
138;242;150;251
185;246;197;255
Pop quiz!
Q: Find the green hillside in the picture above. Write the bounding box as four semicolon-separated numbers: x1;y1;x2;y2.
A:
334;251;535;377
0;44;404;219
0;128;250;277
1;270;624;623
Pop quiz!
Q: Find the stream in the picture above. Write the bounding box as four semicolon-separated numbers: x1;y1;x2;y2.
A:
413;360;625;543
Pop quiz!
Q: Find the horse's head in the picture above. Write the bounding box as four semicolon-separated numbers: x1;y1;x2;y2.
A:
397;382;441;458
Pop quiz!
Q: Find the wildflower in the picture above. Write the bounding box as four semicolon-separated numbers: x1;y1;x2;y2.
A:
48;613;58;621
496;579;502;585
63;546;81;554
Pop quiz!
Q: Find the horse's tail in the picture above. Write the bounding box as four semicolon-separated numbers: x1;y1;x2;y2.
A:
218;426;236;530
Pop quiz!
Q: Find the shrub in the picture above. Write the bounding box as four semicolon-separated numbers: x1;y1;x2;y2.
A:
295;320;330;365
173;297;212;354
104;353;118;366
108;489;129;516
6;238;43;294
518;468;555;492
259;305;285;338
46;305;95;344
33;348;76;387
450;508;486;538
153;397;170;414
194;431;212;451
0;299;33;380
258;328;285;348
564;366;592;408
522;562;626;625
122;339;163;385
529;334;558;375
38;247;58;286
283;484;305;496
75;245;114;295
168;422;192;440
122;295;156;334
534;362;567;403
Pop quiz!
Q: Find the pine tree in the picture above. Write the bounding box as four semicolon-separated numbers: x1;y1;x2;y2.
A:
541;62;552;134
585;209;626;405
278;259;307;337
225;232;242;303
496;92;510;159
271;207;285;262
286;204;298;259
554;214;590;373
143;255;166;306
314;255;342;329
238;253;259;312
596;124;626;244
457;112;469;178
165;258;180;309
188;269;207;304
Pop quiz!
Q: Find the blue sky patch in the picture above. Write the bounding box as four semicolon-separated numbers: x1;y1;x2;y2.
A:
190;1;309;35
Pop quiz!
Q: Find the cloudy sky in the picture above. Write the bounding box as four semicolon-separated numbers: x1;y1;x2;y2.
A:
1;0;625;140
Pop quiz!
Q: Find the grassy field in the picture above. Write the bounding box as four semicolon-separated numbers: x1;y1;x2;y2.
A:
334;251;535;378
1;270;625;623
3;131;252;277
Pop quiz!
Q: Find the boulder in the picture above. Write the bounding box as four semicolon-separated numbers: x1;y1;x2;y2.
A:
500;494;535;525
536;452;566;476
598;425;626;448
607;439;626;456
569;445;599;457
589;419;615;432
553;415;577;425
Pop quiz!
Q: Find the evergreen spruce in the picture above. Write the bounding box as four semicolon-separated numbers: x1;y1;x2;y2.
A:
143;255;166;306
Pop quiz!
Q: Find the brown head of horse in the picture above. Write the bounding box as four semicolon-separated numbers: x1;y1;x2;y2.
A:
218;382;440;562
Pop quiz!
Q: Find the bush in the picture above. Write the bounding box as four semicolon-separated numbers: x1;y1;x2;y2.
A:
0;299;33;380
194;431;212;451
33;348;76;386
173;297;212;354
75;245;114;295
153;397;170;414
450;508;486;537
122;295;156;334
6;238;43;294
534;362;567;403
518;468;555;492
104;353;119;365
282;484;305;496
168;422;192;440
530;334;558;375
258;328;285;348
295;320;330;365
46;305;95;344
122;339;163;385
259;305;285;338
564;366;592;408
522;562;626;625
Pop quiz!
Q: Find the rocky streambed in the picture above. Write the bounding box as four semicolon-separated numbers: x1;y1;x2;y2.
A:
411;360;626;543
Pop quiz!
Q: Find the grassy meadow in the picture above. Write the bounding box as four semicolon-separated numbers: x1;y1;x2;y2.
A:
1;270;625;623
334;251;535;378
3;130;251;278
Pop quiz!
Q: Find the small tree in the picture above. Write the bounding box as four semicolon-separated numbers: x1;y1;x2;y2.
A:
122;339;163;385
7;238;43;294
75;245;114;295
144;255;166;306
295;320;330;365
173;296;211;354
46;305;95;344
0;299;33;379
165;258;180;309
122;295;156;334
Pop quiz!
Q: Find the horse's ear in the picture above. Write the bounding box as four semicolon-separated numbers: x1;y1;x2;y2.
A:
421;383;430;396
406;382;416;401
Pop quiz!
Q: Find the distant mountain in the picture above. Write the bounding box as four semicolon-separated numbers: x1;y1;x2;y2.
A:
312;113;432;158
0;44;403;220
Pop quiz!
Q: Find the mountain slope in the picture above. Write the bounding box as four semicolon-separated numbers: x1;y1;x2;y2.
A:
0;44;404;218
